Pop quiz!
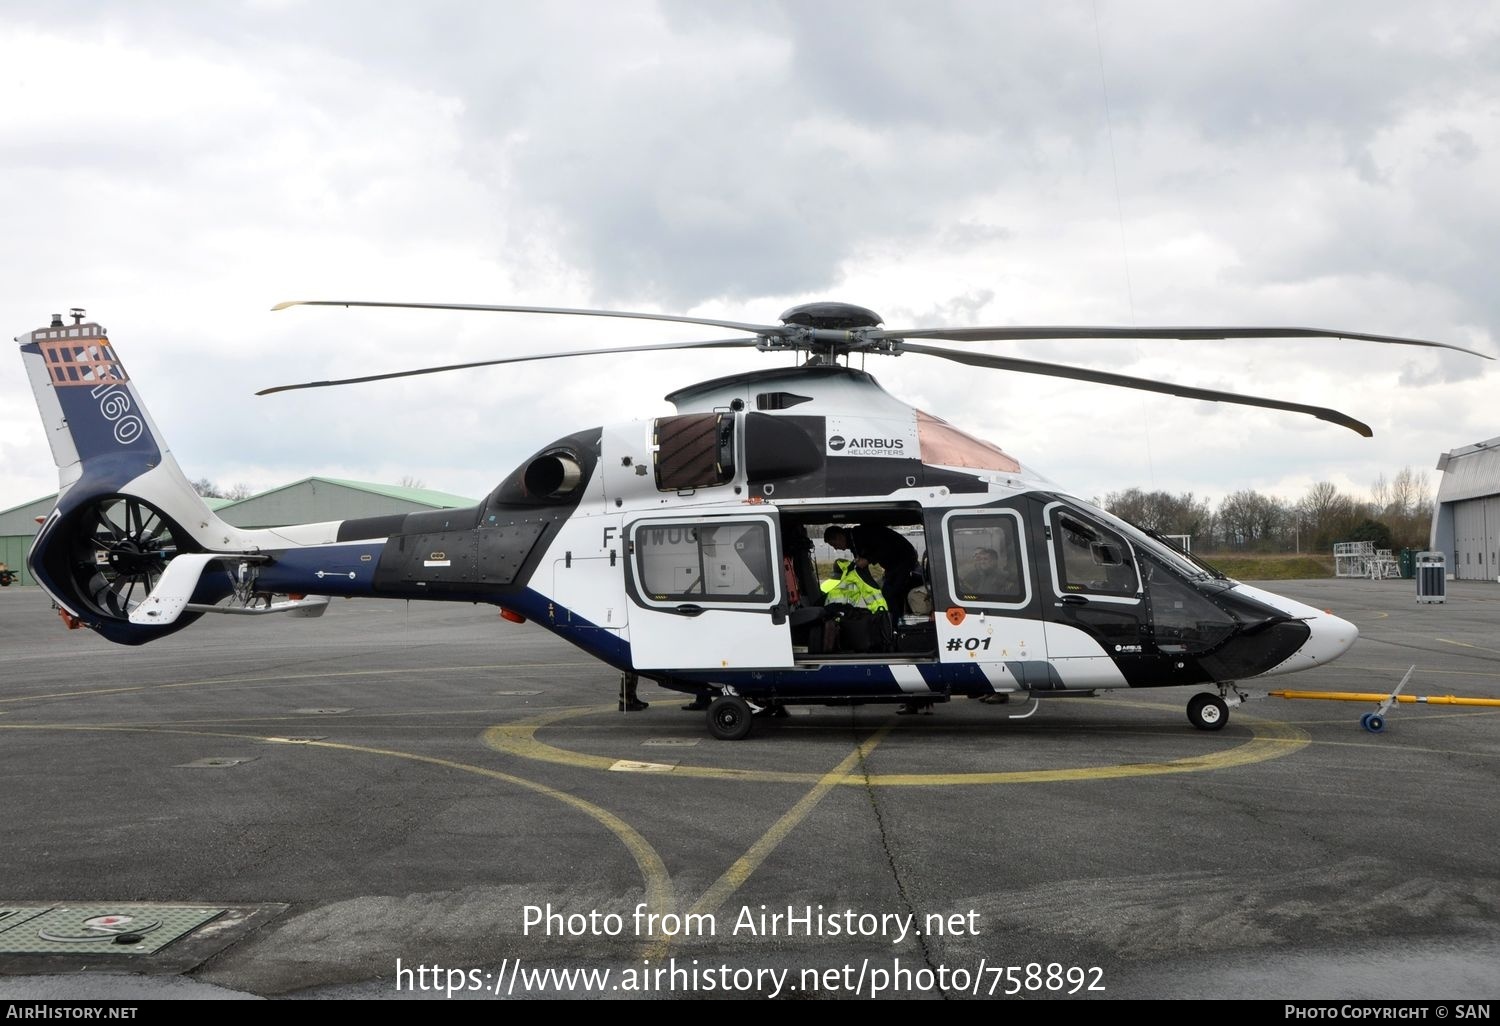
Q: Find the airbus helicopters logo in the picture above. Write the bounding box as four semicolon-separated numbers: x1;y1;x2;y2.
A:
826;418;915;458
830;434;904;455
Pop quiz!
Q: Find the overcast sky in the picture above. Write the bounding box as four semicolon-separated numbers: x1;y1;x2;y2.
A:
3;1;1497;517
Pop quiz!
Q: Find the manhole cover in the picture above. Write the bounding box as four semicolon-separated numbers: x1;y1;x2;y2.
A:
1;906;225;955
494;690;543;696
641;739;700;747
256;736;327;745
175;757;256;769
608;760;678;773
0;908;50;937
292;708;350;715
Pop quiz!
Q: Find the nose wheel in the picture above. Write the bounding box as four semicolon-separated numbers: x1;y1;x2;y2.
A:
1186;692;1229;731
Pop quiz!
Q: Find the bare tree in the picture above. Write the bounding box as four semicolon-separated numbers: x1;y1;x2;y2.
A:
1389;466;1430;520
1298;481;1359;550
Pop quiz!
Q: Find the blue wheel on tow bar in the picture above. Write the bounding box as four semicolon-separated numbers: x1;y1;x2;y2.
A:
1360;712;1386;734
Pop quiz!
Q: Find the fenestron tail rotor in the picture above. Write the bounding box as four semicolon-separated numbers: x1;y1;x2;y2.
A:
73;496;191;618
266;299;1491;435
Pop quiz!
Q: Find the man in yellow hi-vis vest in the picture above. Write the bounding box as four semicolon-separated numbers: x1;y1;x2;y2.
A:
818;558;895;657
820;558;889;613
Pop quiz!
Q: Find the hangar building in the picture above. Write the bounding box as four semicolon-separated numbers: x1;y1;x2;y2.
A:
1432;436;1500;581
213;477;474;530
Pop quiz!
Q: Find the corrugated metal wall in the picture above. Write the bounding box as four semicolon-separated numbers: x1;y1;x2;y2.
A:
1437;445;1500;504
1451;496;1500;581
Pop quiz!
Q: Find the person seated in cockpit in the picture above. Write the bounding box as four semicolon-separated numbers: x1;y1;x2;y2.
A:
959;547;1006;597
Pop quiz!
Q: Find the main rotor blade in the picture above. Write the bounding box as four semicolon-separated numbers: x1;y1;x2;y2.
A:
899;342;1374;436
273;299;785;337
879;325;1491;359
256;337;762;395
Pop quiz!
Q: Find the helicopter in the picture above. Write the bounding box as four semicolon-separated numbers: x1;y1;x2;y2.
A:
16;301;1487;739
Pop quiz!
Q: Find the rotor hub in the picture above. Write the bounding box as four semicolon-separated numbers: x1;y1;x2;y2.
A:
778;302;883;330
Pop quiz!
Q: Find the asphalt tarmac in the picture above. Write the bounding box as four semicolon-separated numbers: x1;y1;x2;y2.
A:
0;577;1497;1000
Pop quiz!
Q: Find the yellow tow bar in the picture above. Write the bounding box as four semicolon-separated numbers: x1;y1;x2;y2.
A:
1269;691;1500;707
1269;666;1500;733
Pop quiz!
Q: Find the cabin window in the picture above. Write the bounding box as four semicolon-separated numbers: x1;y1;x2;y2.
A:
944;510;1028;607
1048;507;1139;599
634;519;775;603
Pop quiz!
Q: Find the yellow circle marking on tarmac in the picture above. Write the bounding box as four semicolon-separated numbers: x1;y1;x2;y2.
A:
483;704;1311;786
0;662;601;707
0;722;676;921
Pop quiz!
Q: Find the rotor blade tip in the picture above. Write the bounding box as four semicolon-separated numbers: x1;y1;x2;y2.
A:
270;301;301;311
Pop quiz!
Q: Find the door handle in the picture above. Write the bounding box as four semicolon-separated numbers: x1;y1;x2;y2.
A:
1060;595;1088;605
673;604;706;617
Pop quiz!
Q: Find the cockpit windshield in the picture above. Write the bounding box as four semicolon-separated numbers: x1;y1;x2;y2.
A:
1063;496;1222;582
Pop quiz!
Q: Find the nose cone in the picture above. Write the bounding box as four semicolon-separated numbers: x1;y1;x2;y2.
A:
1301;610;1359;665
1222;584;1360;679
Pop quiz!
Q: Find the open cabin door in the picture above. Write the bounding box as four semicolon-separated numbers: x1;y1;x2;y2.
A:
625;511;794;671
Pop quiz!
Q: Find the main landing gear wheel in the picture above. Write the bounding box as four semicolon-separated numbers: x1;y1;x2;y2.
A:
1360;712;1386;734
707;695;754;741
1187;692;1229;731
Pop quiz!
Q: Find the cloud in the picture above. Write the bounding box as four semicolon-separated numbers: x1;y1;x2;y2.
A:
1;1;1497;515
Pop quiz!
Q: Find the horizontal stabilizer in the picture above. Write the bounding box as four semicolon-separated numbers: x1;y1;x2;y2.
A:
128;553;230;625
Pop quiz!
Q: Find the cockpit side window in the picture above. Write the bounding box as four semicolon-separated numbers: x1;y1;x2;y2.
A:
1048;506;1139;598
945;511;1028;607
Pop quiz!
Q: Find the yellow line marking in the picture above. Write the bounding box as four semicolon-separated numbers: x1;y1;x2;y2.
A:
302;737;675;918
1436;638;1500;656
484;708;824;783
0;663;601;706
0;722;675;920
1340;666;1500;679
485;705;1310;785
1281;736;1500;758
643;725;891;960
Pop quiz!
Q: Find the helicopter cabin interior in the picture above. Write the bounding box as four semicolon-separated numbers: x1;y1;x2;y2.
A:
629;411;1189;667
624;491;1175;661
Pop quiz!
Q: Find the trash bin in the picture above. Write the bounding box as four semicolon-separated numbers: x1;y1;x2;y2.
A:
1398;548;1417;579
1416;551;1446;604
